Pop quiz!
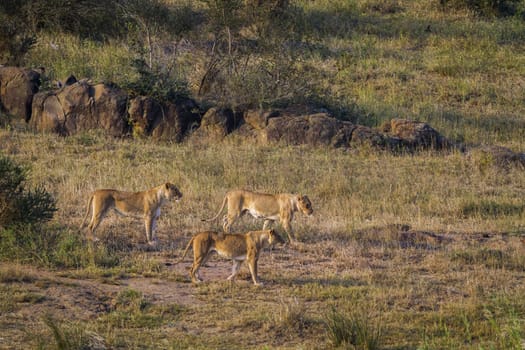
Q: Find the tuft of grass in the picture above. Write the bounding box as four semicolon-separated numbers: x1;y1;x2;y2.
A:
0;264;37;283
271;297;310;336
101;289;184;330
42;314;105;350
325;305;383;350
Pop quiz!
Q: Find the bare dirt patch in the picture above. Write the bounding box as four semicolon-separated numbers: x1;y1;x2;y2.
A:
1;227;524;349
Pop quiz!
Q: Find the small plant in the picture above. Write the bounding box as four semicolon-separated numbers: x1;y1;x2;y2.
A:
0;156;56;227
325;306;383;350
272;297;309;335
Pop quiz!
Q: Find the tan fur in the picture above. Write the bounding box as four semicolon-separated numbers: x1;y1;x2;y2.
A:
178;229;285;285
80;182;182;245
202;190;313;242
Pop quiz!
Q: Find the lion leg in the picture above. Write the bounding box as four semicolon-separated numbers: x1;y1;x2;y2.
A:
151;208;161;242
87;212;104;242
191;248;213;283
190;256;205;283
282;219;294;244
247;249;262;285
227;260;242;281
223;212;239;233
144;215;156;245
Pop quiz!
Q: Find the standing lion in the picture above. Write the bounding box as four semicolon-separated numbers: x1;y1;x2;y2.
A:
80;182;182;245
202;189;313;243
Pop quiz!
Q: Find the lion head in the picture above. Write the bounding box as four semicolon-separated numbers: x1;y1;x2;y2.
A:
164;182;183;201
297;195;313;216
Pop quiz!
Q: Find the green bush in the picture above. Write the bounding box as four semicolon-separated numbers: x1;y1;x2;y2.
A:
123;58;190;103
0;156;56;227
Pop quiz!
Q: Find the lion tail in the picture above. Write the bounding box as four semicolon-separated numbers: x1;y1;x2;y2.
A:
177;236;195;263
79;194;94;229
201;195;228;222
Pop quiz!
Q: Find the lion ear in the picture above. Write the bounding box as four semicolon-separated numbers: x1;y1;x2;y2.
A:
165;183;170;189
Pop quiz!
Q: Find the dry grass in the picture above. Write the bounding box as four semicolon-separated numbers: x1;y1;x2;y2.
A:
0;128;524;349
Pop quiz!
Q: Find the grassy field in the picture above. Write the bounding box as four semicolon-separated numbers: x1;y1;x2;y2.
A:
1;129;524;349
1;0;525;349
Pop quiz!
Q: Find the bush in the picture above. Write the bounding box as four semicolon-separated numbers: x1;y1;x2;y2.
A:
123;58;190;103
0;156;56;227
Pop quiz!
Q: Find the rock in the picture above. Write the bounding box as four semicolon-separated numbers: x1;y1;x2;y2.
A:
192;107;236;141
261;112;356;147
0;66;41;121
149;97;201;142
384;118;453;150
30;80;129;136
349;125;396;149
130;96;203;142
128;96;162;136
243;109;280;130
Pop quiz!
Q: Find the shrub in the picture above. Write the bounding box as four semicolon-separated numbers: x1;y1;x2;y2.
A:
0;156;56;227
123;58;190;103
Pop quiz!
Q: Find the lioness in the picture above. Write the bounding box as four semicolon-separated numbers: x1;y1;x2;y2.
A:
202;190;313;243
80;182;182;245
178;229;284;285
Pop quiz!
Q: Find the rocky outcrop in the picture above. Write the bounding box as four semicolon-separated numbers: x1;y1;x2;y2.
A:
0;67;41;121
8;67;515;161
30;80;129;136
239;108;454;151
382;119;454;150
128;96;200;142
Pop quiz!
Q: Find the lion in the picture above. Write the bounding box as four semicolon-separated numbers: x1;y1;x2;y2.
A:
202;190;313;243
80;182;182;245
178;229;285;285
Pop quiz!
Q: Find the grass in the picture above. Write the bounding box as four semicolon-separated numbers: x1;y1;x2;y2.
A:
1;0;525;349
1;127;524;348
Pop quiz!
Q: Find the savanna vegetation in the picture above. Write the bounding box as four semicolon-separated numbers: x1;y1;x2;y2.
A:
1;0;525;349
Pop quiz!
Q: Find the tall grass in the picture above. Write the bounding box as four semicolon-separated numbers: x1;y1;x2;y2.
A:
2;129;524;238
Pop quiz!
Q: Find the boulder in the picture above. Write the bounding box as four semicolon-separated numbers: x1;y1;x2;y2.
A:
192;107;236;141
0;66;41;121
261;112;356;147
243;109;280;130
129;96;163;136
349;125;399;149
30;80;129;136
151;98;201;142
131;96;201;142
383;118;453;150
